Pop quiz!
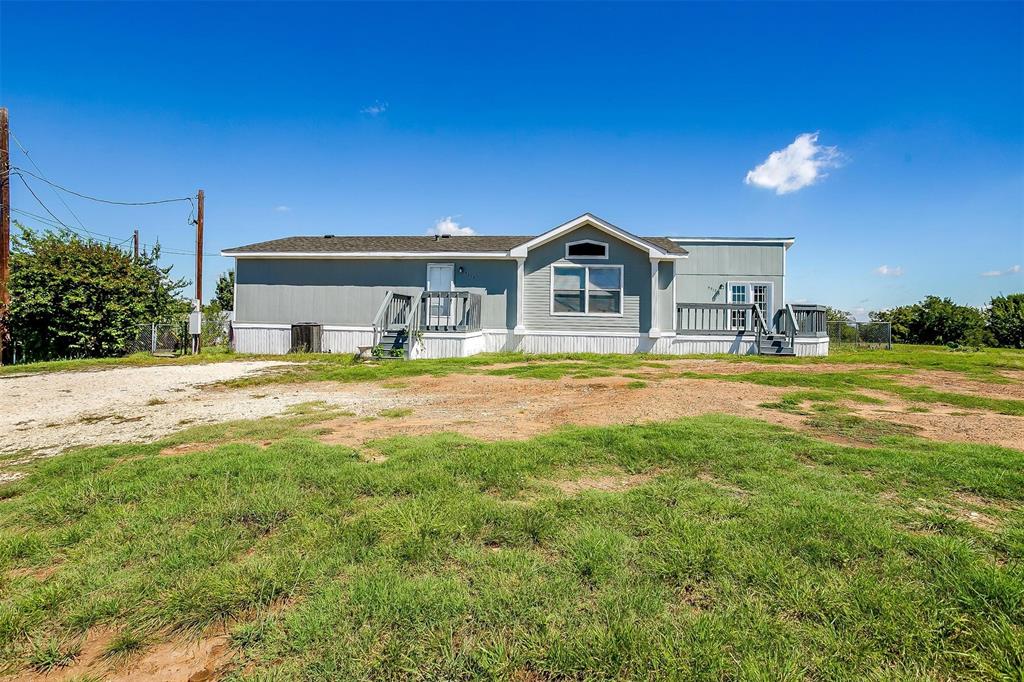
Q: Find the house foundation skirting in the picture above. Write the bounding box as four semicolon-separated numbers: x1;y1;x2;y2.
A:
232;324;830;358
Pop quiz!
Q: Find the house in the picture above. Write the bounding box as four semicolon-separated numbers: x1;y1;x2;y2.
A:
221;213;828;358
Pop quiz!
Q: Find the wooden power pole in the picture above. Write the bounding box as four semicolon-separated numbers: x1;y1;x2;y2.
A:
192;189;204;353
0;107;10;365
133;228;139;259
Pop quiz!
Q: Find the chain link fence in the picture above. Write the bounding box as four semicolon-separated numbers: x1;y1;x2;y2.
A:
827;321;892;349
128;322;189;356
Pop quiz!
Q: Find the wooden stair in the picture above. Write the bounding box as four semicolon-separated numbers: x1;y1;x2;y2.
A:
757;333;795;356
373;327;409;359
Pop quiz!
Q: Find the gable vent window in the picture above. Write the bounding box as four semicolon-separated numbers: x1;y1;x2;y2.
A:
565;240;609;259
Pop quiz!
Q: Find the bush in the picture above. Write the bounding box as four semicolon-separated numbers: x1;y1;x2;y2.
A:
987;293;1024;348
5;224;189;362
871;296;989;346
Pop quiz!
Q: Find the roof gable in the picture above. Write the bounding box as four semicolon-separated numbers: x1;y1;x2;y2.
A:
508;214;686;259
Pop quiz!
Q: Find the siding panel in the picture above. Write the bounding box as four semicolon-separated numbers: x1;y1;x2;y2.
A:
523;225;650;333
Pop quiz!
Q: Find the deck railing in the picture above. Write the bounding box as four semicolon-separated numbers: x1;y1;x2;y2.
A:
675;302;771;335
418;291;482;332
371;291;414;346
789;304;827;337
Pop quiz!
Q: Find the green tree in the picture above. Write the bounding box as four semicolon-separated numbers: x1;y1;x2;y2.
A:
213;269;235;310
987;293;1024;348
5;224;189;361
870;306;915;342
825;307;853;322
910;296;989;346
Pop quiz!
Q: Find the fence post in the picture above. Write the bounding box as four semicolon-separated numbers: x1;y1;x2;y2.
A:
151;323;157;353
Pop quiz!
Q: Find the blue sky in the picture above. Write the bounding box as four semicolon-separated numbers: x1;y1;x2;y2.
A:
2;1;1021;314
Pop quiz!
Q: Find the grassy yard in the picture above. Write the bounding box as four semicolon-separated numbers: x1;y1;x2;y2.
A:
1;406;1022;679
1;346;1022;679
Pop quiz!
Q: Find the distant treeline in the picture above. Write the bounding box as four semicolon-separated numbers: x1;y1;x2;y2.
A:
834;294;1023;348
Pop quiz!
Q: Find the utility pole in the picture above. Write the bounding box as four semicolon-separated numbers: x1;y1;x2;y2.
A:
192;189;204;354
133;228;139;259
0;107;10;366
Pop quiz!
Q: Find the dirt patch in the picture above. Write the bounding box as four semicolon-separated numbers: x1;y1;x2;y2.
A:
896;369;1024;400
315;371;1023;452
159;442;219;457
10;628;232;682
947;491;1018;532
318;374;807;446
550;469;661;495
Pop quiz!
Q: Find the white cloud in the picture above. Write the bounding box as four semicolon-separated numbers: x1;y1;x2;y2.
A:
361;100;388;116
274;205;290;212
427;216;475;236
981;264;1021;277
745;132;841;195
874;265;904;277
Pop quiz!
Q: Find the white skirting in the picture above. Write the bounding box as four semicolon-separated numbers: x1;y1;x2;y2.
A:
233;324;374;355
232;324;830;358
793;336;830;356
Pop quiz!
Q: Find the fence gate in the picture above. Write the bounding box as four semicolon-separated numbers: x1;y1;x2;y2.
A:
130;322;188;356
827;321;892;349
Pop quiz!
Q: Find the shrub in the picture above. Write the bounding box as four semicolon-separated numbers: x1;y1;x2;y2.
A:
4;224;189;361
987;293;1024;349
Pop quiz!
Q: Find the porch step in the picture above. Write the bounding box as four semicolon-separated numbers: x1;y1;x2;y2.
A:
758;336;795;356
372;327;410;359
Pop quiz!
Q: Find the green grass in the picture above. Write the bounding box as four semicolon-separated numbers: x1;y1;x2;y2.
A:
379;408;413;418
0;412;1021;679
688;368;1024;416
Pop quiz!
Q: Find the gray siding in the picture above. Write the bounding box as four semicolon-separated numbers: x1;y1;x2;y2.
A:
236;258;516;328
673;242;786;329
657;261;675;331
523;225;653;333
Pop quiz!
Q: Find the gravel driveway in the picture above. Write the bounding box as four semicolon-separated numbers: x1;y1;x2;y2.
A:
0;361;415;469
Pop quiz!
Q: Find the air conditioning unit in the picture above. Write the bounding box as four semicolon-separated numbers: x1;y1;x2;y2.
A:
290;323;323;353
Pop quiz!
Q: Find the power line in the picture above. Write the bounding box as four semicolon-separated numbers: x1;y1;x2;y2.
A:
9;130;90;235
12;177;129;242
9;166;195;208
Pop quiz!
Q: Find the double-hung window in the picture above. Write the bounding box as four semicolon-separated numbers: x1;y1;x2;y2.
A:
552;265;622;315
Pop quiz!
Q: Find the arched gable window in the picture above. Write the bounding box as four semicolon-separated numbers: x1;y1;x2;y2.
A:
565;239;609;260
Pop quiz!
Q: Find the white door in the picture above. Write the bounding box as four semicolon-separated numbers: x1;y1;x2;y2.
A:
426;263;455;324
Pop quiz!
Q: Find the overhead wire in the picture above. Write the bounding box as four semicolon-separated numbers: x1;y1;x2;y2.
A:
9;130;91;235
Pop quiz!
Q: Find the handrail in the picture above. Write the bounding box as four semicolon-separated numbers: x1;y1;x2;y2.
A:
785;304;799;347
789;303;827;337
751;303;769;347
404;296;422;360
371;291;395;347
675;301;773;335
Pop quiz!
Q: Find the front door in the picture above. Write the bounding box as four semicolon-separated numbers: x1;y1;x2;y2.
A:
426;263;455;324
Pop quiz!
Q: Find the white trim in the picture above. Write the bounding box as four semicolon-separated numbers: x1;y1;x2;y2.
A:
514;257;526;334
510;213;679;259
565;239;609;260
222;251;513;259
727;280;774;329
781;244;787;307
426;262;456;291
649;258;660;337
670;237;795;250
420;330;485;339
232;322;292;329
549;263;624;317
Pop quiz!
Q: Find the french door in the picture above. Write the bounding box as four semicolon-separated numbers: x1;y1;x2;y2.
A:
728;283;772;330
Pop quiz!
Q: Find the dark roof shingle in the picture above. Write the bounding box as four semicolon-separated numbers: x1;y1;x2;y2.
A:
224;234;688;256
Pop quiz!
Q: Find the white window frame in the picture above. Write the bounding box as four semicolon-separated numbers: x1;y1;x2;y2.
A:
565;239;609;260
726;281;774;330
550;263;624;317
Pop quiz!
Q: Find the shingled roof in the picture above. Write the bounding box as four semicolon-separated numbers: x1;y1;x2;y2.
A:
222;234;687;255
